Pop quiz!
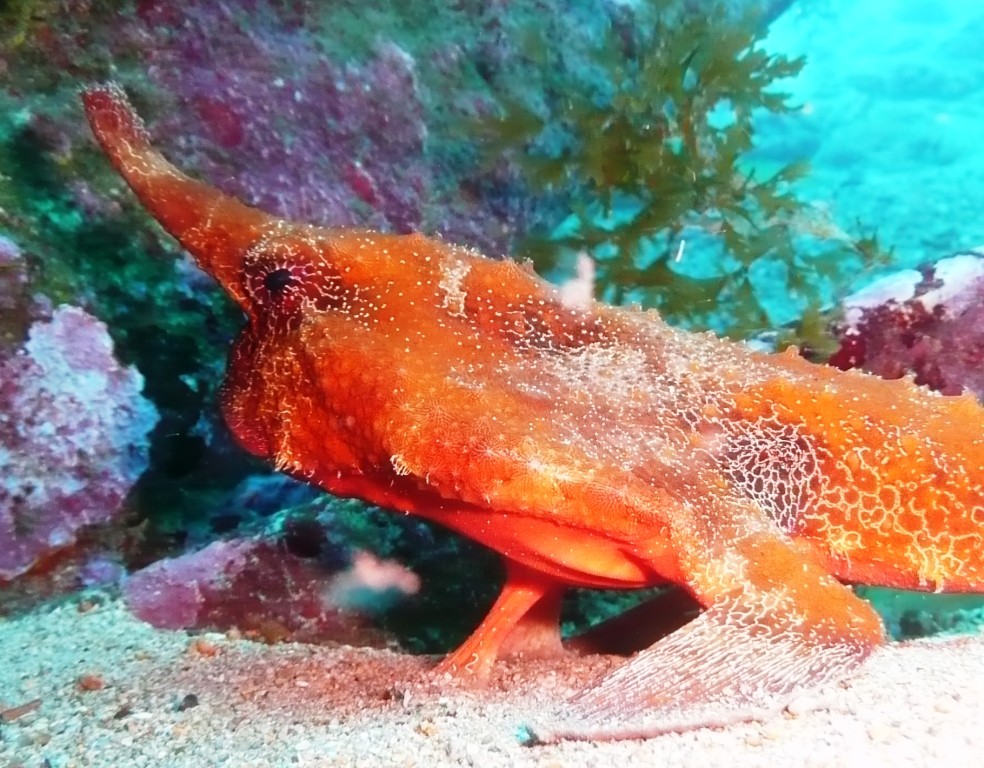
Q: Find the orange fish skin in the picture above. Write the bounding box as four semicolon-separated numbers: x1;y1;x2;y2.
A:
83;83;984;741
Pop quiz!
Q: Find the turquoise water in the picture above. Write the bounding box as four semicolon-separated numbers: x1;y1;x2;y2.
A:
762;0;984;269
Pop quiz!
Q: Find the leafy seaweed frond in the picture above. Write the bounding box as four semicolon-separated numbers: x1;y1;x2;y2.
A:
475;0;890;340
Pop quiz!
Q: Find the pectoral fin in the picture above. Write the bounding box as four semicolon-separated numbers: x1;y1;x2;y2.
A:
525;531;885;743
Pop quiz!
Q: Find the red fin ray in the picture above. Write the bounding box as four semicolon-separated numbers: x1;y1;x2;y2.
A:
526;587;879;743
526;520;885;743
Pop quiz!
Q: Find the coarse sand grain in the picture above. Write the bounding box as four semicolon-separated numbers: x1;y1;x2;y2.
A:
1;594;983;767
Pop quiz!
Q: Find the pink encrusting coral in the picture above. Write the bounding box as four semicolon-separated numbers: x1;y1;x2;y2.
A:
5;0;541;288
0;306;159;580
137;1;429;235
831;251;984;399
124;537;417;644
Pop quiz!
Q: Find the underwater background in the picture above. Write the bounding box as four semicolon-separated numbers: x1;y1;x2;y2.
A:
2;1;984;765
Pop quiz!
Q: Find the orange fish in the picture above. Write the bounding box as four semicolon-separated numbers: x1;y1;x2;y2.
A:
82;83;984;743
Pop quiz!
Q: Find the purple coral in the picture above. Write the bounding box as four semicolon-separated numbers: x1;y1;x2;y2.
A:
124;536;413;644
0;305;159;580
137;2;428;234
6;0;539;260
831;251;984;398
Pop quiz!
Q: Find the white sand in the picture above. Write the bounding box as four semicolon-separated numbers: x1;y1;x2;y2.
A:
1;594;983;767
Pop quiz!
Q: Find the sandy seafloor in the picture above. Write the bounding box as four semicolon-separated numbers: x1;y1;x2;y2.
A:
0;595;982;768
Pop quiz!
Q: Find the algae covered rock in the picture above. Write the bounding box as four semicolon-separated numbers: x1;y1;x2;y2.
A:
0;305;158;580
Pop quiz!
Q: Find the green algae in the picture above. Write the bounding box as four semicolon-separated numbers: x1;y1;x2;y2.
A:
474;1;892;340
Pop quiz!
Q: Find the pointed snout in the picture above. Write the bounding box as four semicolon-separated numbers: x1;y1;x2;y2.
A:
82;83;276;305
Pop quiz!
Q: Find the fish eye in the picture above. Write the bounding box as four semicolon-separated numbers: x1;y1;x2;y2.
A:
242;236;345;320
263;267;294;295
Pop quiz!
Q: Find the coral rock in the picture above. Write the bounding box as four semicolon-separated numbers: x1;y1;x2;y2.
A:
141;4;428;235
124;536;411;645
831;250;984;398
0;306;159;580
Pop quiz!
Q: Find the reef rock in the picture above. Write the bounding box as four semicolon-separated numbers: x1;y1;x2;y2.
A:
124;527;418;645
830;250;984;398
0;306;159;580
